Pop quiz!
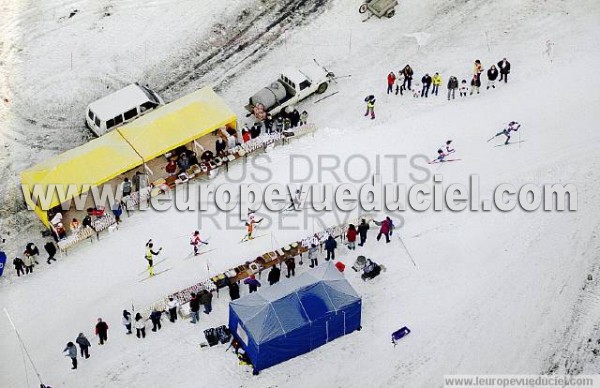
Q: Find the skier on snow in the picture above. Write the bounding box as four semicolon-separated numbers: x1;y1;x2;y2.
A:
190;230;208;255
244;212;263;241
489;121;521;145
144;239;162;277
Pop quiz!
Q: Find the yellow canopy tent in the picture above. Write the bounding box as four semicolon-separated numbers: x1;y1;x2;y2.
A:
117;86;237;162
20;130;143;227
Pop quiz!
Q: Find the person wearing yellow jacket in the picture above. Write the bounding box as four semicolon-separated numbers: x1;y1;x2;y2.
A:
431;73;442;96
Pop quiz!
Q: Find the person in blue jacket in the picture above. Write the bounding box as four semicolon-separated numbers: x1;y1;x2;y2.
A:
244;275;261;293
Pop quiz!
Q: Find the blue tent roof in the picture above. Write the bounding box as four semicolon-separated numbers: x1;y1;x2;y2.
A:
229;262;362;372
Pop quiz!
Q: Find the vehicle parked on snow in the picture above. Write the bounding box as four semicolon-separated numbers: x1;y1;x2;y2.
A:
245;62;334;120
85;83;164;137
359;0;398;19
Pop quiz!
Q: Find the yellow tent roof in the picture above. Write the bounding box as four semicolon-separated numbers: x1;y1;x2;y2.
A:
20;130;143;212
117;87;237;162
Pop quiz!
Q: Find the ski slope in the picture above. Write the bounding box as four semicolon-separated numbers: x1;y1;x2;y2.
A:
1;0;600;387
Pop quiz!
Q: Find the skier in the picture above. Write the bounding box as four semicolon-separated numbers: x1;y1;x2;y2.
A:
134;313;146;338
421;74;432;98
470;74;481;95
447;76;459;100
489;121;521;145
166;297;179;323
189;293;200;324
95;318;109;345
13;257;25;277
444;140;455;154
229;281;241;301
358;219;370;246
25;242;40;265
308;243;319;268
497;57;511;83
375;218;392;243
244;212;263;241
75;333;91;359
190;230;208;255
144;240;162;277
63;342;77;370
401;64;414;90
431;72;442;96
44;241;57;264
364;95;376;120
199;290;213;315
487;65;499;89
122;310;132;334
285;256;296;278
324;235;337;261
267;266;281;286
459;79;469;97
434;148;448;163
149;309;164;332
386;72;396;94
244;275;261;293
346;224;357;250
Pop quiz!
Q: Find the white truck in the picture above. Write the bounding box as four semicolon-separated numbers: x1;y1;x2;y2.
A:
245;62;334;119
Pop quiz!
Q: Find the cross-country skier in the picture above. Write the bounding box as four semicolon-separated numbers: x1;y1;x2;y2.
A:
444;140;455;154
244;212;263;241
434;148;448;163
489;121;521;145
364;95;376;120
190;230;208;255
144;239;162;277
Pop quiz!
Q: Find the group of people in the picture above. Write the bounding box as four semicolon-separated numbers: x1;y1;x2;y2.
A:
382;57;512;105
241;108;309;142
62;318;107;370
12;241;57;276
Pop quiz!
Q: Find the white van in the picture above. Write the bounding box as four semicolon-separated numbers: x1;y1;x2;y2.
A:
85;83;164;137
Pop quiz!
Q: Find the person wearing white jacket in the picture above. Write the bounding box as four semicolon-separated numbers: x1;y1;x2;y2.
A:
166;298;179;323
134;313;146;339
122;310;132;335
395;72;405;95
23;253;34;274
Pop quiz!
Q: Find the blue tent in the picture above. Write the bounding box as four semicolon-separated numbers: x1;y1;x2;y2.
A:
229;262;362;373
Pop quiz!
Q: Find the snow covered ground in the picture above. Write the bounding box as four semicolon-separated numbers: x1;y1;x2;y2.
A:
1;0;600;387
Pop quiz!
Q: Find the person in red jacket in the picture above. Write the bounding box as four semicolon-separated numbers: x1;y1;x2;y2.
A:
386;72;396;95
346;224;357;250
376;217;392;243
95;318;109;345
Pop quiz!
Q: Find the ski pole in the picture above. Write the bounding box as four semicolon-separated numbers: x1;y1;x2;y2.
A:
398;236;417;267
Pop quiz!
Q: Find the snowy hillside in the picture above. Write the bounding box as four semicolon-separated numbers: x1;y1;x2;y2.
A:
1;0;600;387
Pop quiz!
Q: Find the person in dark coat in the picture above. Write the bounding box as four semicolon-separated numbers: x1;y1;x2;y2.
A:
244;275;261;293
401;64;414;91
267;266;281;286
229;281;240;301
497;58;511;83
95;318;108;345
290;109;301;128
63;342;77;369
421;74;432;98
486;65;499;89
177;153;190;173
122;310;132;334
149;309;164;332
285;257;296;278
215;137;227;156
13;257;25;277
75;333;91;359
82;215;92;229
324;235;337;261
187;150;199;166
470;74;481;95
357;219;370;246
199;290;213;314
25;243;40;265
44;241;57;264
264;114;273;134
447;76;459;100
189;292;200;324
